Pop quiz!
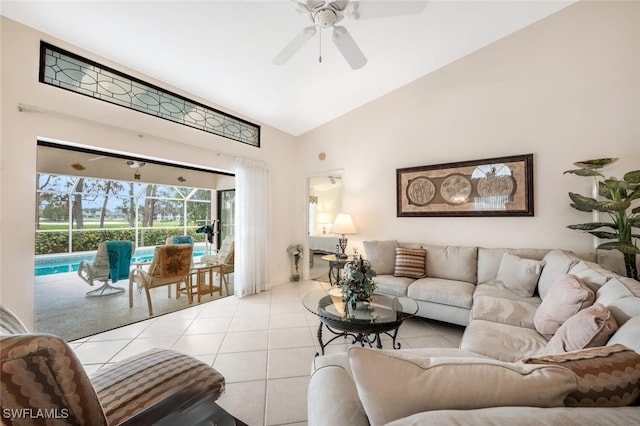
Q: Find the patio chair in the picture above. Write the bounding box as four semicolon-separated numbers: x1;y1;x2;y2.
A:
78;240;134;297
200;235;235;296
165;235;194;245
129;244;194;316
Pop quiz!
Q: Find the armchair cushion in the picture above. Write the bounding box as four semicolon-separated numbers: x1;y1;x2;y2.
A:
92;348;225;425
1;334;108;426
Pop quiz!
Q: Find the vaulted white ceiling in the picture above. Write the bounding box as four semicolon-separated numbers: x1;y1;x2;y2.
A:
1;0;575;136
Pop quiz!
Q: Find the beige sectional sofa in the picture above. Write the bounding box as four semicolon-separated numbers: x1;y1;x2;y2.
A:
307;241;640;425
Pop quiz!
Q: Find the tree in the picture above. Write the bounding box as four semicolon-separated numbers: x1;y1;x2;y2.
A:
71;178;85;229
142;185;157;227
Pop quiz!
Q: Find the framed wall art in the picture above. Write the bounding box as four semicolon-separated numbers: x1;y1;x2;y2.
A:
396;154;534;217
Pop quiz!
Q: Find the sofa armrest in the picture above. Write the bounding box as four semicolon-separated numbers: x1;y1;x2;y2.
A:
91;348;225;426
308;365;368;426
0;334;108;425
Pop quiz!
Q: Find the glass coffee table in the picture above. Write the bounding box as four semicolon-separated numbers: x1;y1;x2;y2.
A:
303;289;419;356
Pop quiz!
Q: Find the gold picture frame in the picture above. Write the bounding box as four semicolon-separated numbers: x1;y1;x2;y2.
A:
396;154;534;217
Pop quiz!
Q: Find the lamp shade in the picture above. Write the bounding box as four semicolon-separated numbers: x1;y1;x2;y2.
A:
331;213;357;235
316;213;332;225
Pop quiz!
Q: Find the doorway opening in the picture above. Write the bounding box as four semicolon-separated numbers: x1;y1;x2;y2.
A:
35;141;236;341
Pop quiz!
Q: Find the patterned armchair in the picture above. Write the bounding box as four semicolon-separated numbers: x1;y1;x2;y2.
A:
129;244;194;316
0;304;225;425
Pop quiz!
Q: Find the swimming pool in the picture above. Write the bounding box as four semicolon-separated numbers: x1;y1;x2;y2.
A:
34;245;207;276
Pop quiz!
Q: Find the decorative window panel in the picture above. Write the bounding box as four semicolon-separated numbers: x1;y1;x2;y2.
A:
39;41;260;147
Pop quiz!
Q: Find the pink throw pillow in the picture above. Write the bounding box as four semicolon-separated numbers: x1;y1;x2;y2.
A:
534;274;595;339
542;303;618;355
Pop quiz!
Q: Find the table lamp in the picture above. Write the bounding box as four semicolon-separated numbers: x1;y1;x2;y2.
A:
330;213;357;259
316;213;332;235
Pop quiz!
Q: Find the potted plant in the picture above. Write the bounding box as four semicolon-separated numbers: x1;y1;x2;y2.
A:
287;244;303;281
339;256;377;310
564;158;640;280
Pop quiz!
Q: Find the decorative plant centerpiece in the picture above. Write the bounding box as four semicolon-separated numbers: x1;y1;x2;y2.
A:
287;244;303;281
339;256;377;310
564;158;640;280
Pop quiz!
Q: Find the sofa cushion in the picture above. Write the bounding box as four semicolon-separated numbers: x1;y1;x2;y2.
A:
477;248;549;284
423;244;477;284
596;276;640;326
473;283;542;303
471;295;539;329
568;260;618;292
460;320;549;362
384;406;640;426
537;250;583;299
495;253;545;298
522;344;640;407
393;247;426;278
534;274;596;339
407;277;474;309
543;303;618;355
372;275;414;297
363;240;397;275
347;347;577;426
608;316;640;354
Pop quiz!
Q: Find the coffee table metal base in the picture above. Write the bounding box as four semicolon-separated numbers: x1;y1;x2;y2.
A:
315;317;403;356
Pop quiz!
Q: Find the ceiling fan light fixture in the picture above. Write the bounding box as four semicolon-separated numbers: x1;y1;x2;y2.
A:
126;160;146;169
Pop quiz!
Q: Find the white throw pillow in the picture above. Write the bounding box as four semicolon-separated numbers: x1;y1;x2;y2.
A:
495;253;546;297
363;240;397;275
347;347;577;426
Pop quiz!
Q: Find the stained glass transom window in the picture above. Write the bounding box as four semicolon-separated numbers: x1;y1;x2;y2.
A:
39;42;260;147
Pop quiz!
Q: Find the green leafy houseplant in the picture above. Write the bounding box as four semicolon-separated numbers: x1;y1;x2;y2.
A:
339;256;377;309
564;158;640;280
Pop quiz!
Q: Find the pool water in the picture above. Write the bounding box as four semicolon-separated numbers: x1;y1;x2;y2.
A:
35;246;206;276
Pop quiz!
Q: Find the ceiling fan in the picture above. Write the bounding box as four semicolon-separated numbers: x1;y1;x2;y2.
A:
273;0;428;70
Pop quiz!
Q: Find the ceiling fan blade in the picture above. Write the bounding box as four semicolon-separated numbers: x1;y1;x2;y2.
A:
292;0;326;11
350;1;428;20
332;26;367;70
328;0;349;12
273;26;317;65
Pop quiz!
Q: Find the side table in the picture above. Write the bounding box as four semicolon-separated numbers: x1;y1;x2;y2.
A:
320;254;352;286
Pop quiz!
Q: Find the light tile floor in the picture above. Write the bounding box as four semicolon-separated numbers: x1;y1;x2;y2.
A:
71;279;465;426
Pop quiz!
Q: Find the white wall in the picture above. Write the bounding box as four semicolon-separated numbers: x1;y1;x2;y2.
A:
0;17;299;327
297;1;640;262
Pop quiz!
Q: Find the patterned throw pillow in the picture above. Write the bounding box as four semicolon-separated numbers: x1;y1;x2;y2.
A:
522;344;640;407
393;247;426;279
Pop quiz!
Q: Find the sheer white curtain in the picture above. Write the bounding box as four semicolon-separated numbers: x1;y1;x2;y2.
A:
233;158;271;297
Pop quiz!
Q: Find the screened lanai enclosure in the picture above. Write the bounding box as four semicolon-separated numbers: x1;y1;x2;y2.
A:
36;173;220;260
34;144;236;341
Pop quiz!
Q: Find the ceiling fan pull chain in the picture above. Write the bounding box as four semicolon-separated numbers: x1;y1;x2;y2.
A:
318;28;322;63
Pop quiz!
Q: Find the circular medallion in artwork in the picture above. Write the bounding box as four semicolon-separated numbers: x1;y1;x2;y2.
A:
441;174;472;204
477;174;515;197
406;176;436;206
